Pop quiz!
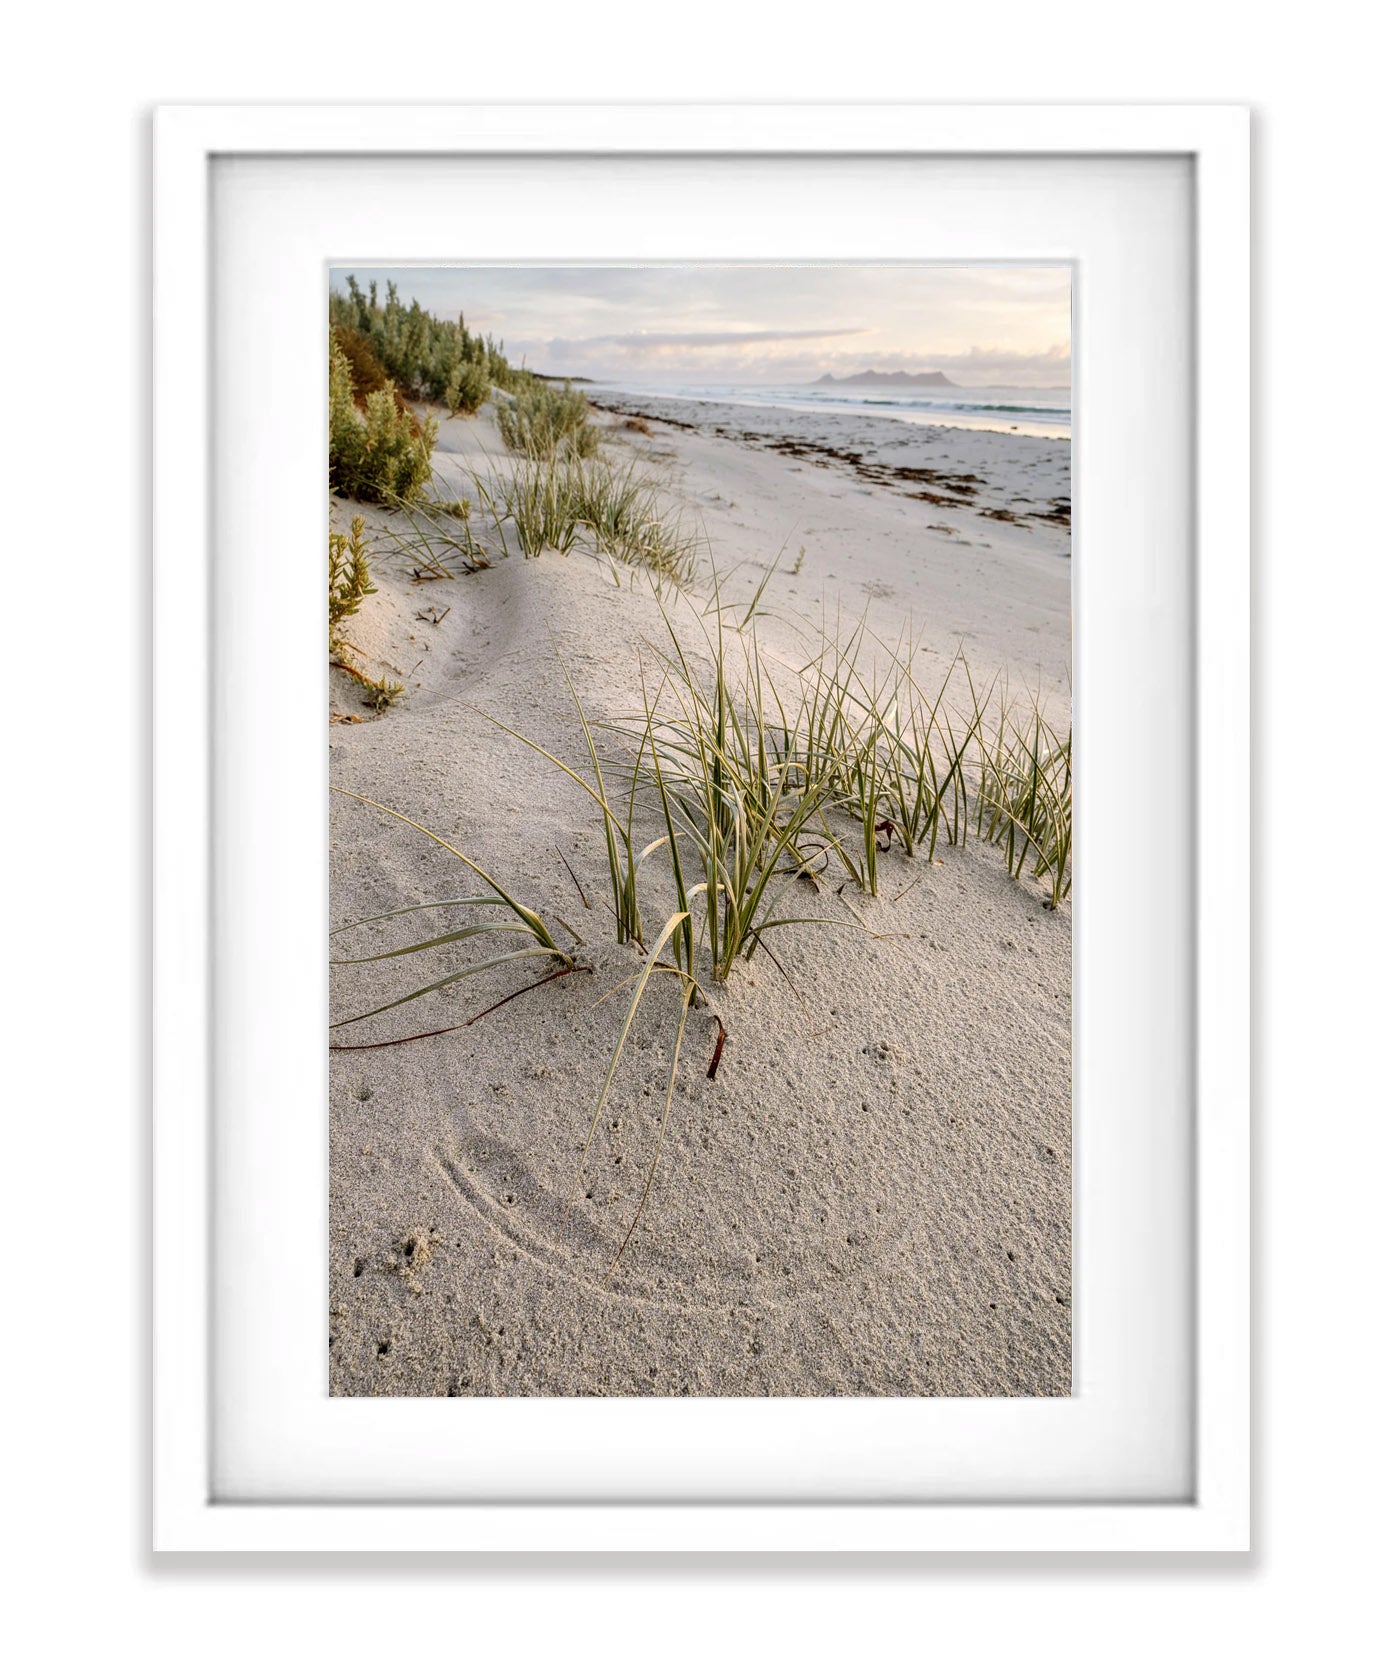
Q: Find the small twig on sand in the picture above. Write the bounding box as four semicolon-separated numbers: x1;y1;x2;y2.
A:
555;843;591;909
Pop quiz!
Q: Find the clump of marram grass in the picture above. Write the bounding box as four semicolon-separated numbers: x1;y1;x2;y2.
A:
471;452;697;585
496;381;598;460
497;453;582;558
566;456;698;584
975;697;1072;906
778;618;996;895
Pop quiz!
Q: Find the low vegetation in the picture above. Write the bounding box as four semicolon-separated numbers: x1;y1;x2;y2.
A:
330;572;1071;1274
384;482;490;581
329;788;579;1034
328;515;374;650
445;359;493;417
329;335;436;505
330;274;529;406
496;379;599;459
325;297;1072;1272
566;457;696;581
328;514;403;711
474;451;696;583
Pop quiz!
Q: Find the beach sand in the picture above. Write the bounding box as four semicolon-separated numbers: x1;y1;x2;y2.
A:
329;393;1071;1397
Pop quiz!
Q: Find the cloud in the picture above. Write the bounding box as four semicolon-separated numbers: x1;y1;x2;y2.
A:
573;326;867;349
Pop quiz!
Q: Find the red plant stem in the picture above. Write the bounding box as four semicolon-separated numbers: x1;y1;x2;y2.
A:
706;1018;727;1080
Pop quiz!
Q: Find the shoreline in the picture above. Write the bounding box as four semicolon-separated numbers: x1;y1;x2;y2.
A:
583;388;1072;716
589;382;1072;440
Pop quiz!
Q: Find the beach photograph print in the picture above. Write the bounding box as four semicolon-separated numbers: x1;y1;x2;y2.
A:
327;265;1072;1397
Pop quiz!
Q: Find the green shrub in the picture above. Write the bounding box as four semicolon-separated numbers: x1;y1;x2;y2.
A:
332;323;421;432
497;381;598;459
328;514;374;653
444;359;492;416
328;514;404;711
329;336;437;505
331;276;514;401
329;338;368;491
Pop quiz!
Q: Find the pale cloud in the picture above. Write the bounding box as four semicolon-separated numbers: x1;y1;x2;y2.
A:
559;327;869;349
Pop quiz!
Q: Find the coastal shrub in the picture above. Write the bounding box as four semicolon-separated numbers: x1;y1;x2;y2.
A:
444;360;492;416
328;515;374;652
497;381;598;459
329;336;437;505
329;339;368;491
331;275;517;402
328;514;403;711
360;383;436;500
331;324;417;428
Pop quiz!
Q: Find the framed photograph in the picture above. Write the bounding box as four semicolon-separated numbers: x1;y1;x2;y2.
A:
153;104;1249;1551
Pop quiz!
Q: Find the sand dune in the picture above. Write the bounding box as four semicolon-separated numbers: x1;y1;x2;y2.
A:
329;397;1071;1397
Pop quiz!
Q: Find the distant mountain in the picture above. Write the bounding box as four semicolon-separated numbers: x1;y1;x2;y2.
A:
813;368;958;389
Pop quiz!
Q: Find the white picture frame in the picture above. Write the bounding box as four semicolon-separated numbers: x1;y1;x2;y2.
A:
153;104;1249;1553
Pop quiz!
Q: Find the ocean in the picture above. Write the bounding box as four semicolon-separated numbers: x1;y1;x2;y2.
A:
591;381;1071;440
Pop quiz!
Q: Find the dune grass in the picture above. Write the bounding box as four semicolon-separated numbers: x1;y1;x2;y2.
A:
330;554;1071;1274
470;450;698;586
381;478;491;579
637;592;866;983
976;697;1073;905
497;452;583;558
565;456;698;584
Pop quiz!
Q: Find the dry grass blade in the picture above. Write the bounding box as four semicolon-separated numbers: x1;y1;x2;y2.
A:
331;787;567;954
329;787;575;1033
560;909;691;1239
604;983;692;1280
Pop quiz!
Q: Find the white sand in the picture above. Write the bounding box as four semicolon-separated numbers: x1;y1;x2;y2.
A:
329;395;1071;1397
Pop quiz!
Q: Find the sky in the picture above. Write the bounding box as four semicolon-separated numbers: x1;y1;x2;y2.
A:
329;266;1071;388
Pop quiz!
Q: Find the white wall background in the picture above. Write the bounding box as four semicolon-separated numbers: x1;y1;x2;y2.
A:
5;5;1393;1673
